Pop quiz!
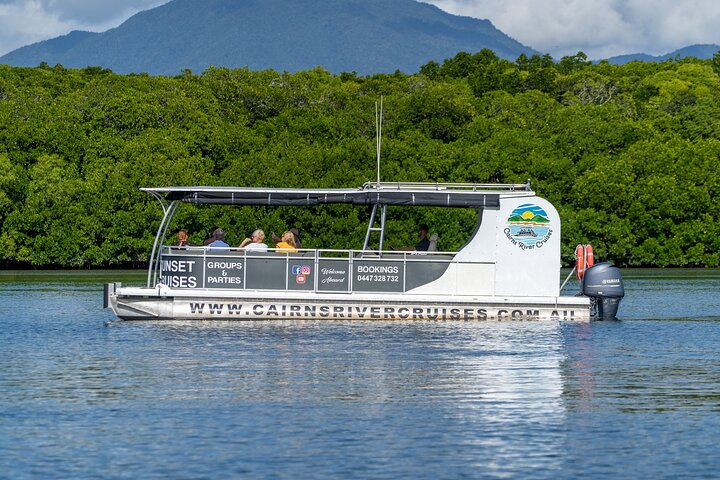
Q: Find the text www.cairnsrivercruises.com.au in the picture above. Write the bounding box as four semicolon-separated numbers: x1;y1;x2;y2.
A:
184;302;577;320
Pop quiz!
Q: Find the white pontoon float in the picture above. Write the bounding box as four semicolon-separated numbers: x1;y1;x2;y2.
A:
104;181;624;321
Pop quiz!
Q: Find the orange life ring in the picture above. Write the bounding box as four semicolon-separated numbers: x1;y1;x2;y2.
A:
575;244;586;280
585;244;594;268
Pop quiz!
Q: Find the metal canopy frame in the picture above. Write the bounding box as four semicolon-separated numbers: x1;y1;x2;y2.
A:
145;191;179;288
140;181;533;208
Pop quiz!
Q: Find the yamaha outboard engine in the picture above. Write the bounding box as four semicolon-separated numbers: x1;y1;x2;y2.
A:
581;262;624;320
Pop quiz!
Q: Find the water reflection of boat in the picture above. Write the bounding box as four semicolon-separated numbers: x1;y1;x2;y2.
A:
103;181;620;321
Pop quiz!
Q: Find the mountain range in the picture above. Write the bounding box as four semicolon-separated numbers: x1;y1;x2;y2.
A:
605;44;720;64
1;0;718;76
0;0;538;76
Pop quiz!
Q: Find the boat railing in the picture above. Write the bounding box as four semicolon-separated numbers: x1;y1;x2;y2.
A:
156;245;487;294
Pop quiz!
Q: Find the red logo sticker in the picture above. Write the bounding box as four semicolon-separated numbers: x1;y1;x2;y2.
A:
296;275;306;284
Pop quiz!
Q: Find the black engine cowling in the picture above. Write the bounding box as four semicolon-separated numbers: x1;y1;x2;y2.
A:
581;262;624;320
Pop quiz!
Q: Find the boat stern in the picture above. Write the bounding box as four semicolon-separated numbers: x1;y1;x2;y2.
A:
103;282;119;310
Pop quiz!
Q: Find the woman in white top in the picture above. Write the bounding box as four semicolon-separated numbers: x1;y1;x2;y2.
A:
238;229;269;252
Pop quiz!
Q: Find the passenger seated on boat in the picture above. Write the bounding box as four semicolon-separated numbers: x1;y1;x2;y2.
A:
203;226;220;246
173;229;192;248
393;223;433;252
415;224;431;251
238;229;269;252
427;233;438;252
275;230;298;253
272;227;301;248
206;228;230;250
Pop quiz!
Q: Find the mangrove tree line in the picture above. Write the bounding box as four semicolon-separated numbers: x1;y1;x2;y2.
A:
1;50;720;267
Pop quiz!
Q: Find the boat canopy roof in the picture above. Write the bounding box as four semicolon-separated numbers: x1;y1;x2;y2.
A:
141;182;534;208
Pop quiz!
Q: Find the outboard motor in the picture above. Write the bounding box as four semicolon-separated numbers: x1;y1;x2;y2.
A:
581;262;624;320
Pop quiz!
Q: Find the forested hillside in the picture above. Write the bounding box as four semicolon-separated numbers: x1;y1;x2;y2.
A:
0;0;536;75
1;50;720;268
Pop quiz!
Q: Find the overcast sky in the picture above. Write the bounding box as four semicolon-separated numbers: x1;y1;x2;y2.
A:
1;0;720;59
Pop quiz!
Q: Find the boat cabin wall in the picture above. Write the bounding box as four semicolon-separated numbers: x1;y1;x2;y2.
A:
455;195;561;297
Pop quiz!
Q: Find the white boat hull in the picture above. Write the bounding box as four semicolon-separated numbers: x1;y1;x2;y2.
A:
108;287;591;321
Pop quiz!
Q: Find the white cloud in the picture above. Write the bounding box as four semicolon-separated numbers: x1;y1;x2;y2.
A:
0;0;168;56
0;2;70;55
38;0;169;24
424;0;720;59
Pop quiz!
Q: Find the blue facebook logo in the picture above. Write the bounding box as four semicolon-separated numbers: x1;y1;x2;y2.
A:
291;265;302;275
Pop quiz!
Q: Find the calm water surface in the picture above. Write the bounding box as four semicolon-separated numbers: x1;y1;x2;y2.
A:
1;269;719;479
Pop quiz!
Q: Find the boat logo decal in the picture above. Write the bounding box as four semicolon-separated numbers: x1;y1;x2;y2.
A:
292;265;312;284
504;204;553;250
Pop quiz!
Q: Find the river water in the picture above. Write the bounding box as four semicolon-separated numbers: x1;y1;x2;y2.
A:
1;269;719;479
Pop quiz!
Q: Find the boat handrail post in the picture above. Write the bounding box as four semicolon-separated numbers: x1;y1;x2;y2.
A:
362;204;378;252
202;247;207;289
313;249;319;293
362;204;387;256
146;195;178;288
242;249;247;289
378;205;387;254
284;253;288;291
348;250;354;292
402;252;407;292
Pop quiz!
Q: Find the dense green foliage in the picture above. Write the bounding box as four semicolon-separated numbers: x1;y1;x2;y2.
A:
1;50;720;268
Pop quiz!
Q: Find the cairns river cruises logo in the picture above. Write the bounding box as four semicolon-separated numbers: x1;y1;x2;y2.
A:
504;204;553;250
